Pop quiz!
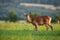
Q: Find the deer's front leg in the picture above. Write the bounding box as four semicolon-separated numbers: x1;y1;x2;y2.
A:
32;23;38;31
45;24;49;31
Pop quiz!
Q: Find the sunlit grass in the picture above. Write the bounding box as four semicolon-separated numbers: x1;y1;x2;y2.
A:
0;21;60;31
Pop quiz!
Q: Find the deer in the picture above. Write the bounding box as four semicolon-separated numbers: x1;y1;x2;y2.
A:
24;12;53;31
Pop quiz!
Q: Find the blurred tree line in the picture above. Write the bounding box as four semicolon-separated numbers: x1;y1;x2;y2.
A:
0;11;60;23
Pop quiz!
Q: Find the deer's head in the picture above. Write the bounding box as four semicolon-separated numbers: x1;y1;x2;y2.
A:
23;12;32;22
23;12;31;17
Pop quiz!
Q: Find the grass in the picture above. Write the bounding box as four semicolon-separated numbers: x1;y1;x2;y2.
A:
0;21;60;40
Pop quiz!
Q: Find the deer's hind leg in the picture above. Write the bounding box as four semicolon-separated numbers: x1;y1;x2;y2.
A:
48;24;53;31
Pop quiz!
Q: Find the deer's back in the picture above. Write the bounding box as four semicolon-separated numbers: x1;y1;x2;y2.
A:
32;16;51;25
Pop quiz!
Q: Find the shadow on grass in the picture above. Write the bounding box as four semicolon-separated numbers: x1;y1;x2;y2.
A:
0;30;60;36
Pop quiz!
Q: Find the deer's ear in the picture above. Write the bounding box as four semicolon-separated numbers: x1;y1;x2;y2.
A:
21;11;26;15
24;13;27;15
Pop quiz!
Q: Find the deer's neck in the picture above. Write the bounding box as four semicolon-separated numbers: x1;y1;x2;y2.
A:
27;15;32;22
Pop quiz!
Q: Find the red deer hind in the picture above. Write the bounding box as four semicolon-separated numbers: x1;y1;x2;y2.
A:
24;12;53;31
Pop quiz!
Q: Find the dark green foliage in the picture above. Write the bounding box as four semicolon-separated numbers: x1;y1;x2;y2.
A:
52;14;60;23
55;14;60;20
8;11;18;22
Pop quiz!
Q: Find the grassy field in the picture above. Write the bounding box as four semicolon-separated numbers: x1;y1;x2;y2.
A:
0;21;60;40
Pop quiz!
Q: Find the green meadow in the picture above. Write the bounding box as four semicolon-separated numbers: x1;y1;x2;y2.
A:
0;21;60;40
